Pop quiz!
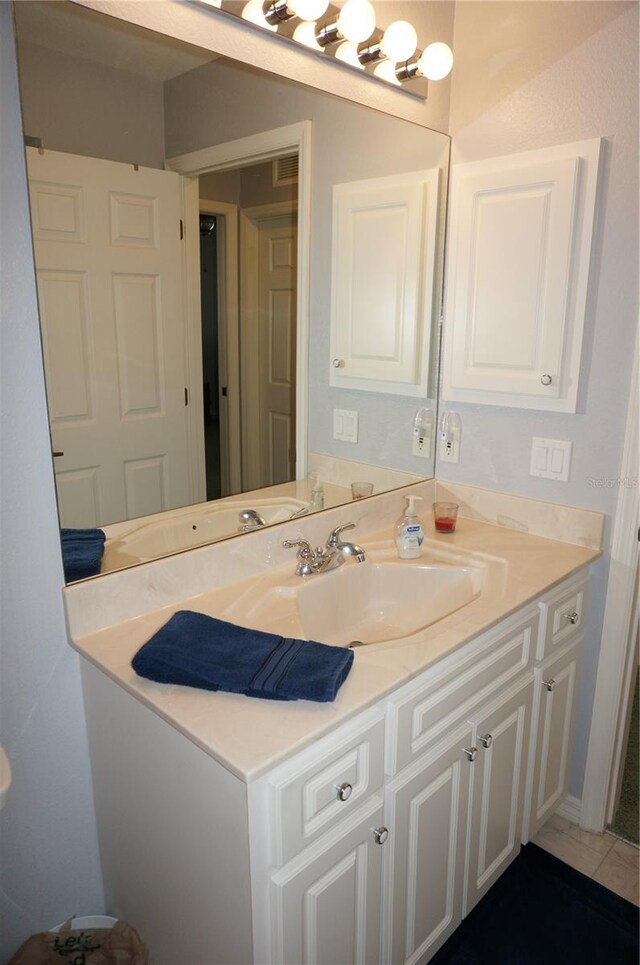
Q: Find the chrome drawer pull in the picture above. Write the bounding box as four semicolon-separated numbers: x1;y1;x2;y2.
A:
544;679;556;692
540;374;553;385
479;734;493;749
336;782;353;802
564;610;579;625
372;826;389;845
462;747;478;762
332;358;345;368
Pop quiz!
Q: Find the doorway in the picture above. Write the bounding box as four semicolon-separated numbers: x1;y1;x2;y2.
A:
198;155;298;498
199;212;221;501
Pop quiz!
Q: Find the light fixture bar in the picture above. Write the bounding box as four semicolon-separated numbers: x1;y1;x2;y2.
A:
356;34;383;65
263;0;294;25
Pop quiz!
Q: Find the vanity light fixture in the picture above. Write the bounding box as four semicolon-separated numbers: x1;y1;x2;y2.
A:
196;0;453;97
263;0;329;27
315;0;376;46
395;42;454;83
334;40;365;69
241;0;278;30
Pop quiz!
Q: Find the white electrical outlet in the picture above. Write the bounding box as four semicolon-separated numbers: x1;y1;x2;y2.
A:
333;408;359;443
439;436;460;463
412;428;431;459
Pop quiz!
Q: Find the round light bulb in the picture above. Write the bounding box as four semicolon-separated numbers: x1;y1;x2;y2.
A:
373;59;400;86
418;42;453;80
334;40;365;69
293;20;323;49
241;0;277;30
289;0;329;20
380;20;417;62
337;0;376;44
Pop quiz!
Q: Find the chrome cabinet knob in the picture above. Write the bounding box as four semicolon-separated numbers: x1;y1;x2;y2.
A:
372;826;389;845
565;610;579;625
540;374;553;386
479;733;493;749
332;358;345;368
336;782;353;802
544;679;556;692
462;747;478;762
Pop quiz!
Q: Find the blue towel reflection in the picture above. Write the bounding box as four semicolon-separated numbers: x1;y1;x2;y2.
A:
61;527;106;582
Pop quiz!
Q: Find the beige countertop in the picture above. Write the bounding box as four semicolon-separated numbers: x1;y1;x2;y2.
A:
69;516;599;783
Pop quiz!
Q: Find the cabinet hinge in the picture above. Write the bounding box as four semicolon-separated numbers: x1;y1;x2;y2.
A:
184;387;189;406
180;219;184;240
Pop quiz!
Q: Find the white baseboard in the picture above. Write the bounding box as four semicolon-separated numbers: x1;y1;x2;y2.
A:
556;794;582;826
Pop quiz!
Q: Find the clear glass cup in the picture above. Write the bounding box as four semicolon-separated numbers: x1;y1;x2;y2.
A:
433;501;459;533
351;481;374;500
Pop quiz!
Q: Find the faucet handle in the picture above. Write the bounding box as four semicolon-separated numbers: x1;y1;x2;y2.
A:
282;538;314;560
327;522;356;547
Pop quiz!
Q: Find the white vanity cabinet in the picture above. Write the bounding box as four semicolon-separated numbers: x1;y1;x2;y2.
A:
80;570;589;965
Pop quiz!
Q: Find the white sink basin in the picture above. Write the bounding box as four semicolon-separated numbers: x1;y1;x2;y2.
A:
223;553;486;648
294;561;483;646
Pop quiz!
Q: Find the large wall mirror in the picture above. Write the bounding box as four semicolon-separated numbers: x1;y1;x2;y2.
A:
14;0;450;581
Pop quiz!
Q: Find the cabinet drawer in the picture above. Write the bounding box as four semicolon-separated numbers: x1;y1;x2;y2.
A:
268;710;385;866
387;608;538;775
537;575;588;660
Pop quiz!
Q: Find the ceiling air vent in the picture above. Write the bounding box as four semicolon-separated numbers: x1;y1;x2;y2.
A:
273;154;299;187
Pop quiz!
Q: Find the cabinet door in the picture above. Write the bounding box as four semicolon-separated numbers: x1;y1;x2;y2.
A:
330;169;439;398
270;798;385;965
384;725;473;965
442;139;601;412
526;642;580;839
465;678;533;915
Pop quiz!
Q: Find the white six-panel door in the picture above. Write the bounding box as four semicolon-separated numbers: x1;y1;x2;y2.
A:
27;147;193;528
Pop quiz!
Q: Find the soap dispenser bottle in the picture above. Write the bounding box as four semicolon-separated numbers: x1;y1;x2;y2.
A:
310;472;325;511
395;495;424;559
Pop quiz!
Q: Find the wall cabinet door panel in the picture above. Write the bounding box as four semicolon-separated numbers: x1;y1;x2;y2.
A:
443;139;601;412
330;169;439;397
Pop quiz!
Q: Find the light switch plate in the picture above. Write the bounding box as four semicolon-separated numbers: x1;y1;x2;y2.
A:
530;437;572;481
333;408;359;443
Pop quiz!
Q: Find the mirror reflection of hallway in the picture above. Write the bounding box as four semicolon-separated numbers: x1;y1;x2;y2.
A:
199;213;222;502
198;155;298;498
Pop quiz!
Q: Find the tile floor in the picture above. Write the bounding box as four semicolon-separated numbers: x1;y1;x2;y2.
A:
534;812;639;906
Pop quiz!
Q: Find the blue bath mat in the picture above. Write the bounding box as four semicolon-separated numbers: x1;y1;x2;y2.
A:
431;842;638;964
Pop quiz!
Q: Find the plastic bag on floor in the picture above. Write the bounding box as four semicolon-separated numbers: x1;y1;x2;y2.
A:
8;918;149;964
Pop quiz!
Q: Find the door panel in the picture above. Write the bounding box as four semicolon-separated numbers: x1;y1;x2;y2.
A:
385;727;472;965
465;680;533;915
271;800;384;965
27;147;192;528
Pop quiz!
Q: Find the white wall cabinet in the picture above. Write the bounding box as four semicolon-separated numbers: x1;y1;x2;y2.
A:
81;571;588;965
442;139;601;412
330;169;440;398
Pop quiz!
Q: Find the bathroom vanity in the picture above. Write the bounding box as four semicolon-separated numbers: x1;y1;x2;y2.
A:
66;485;600;965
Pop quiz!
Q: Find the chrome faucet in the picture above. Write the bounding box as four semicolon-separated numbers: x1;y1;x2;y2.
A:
283;522;366;576
238;509;267;532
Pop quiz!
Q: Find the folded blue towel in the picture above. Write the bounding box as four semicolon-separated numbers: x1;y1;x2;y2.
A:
131;610;354;703
60;527;106;582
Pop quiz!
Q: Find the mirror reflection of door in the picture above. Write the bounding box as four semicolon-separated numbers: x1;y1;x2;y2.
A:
198;156;298;498
26;147;193;528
